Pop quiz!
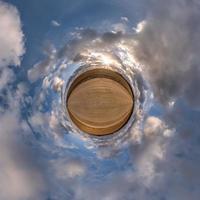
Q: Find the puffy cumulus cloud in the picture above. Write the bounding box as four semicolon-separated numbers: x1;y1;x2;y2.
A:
0;1;24;92
130;118;168;186
0;111;46;200
144;116;164;137
0;1;24;68
133;0;200;108
52;76;64;92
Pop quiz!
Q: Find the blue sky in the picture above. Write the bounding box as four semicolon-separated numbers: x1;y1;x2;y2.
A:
0;0;200;200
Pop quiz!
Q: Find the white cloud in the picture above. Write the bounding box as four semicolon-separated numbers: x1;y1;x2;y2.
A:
0;67;14;90
134;20;146;33
0;112;46;200
51;20;61;27
144;116;163;137
51;158;86;179
52;76;64;92
0;1;24;92
29;111;48;127
0;1;24;68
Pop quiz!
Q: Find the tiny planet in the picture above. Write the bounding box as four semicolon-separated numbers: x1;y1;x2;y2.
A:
67;68;134;136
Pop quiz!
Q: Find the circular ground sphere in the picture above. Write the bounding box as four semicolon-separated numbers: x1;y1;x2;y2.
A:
66;68;134;136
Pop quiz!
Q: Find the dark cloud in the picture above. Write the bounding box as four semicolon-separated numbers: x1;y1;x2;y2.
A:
133;0;200;108
102;31;122;43
183;66;200;109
